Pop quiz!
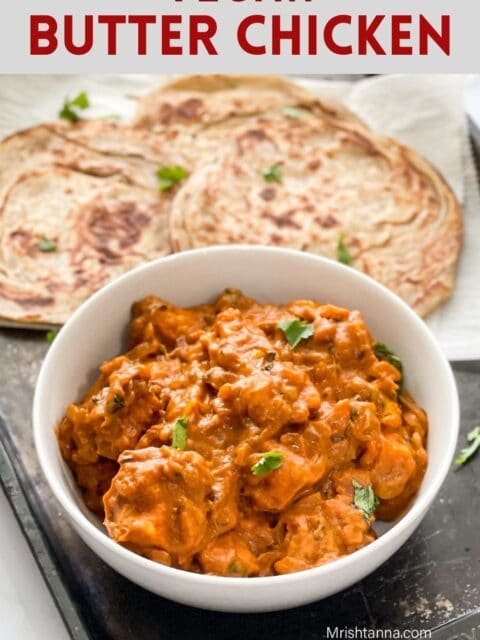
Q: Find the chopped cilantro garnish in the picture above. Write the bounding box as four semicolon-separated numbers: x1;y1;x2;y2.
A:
59;91;90;122
251;451;284;476
373;342;403;387
45;329;58;344
39;237;57;252
455;426;480;468
172;416;189;450
263;163;283;183
337;234;352;265
157;165;189;192
352;480;379;520
277;318;314;349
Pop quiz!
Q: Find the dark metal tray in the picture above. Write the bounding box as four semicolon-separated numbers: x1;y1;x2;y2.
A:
0;325;479;640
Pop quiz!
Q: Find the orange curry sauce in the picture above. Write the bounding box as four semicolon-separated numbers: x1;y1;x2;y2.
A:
58;290;428;576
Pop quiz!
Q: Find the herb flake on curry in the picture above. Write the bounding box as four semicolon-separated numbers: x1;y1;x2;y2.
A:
57;289;428;577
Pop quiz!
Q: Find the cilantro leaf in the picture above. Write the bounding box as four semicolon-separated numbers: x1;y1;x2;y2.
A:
39;237;57;252
263;163;283;183
45;329;58;344
107;394;125;414
337;234;352;265
277;318;314;349
373;342;403;386
70;91;89;109
157;165;189;192
59;91;90;122
455;426;480;468
352;480;379;520
251;451;284;476
282;106;302;119
172;416;188;450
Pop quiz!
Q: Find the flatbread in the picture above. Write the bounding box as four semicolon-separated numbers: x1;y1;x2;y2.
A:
167;108;462;317
0;121;186;193
134;74;362;130
133;74;367;168
135;75;462;317
0;166;171;325
0;75;463;324
0;121;185;326
48;120;182;169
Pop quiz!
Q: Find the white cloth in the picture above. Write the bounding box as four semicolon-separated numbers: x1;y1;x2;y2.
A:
0;74;478;360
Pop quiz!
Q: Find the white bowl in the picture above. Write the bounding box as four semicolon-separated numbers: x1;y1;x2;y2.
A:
33;246;459;612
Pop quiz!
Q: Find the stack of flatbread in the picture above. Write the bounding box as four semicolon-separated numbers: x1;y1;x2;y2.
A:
0;75;462;326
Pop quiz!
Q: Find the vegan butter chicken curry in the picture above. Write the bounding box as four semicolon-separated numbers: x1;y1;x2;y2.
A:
58;290;428;577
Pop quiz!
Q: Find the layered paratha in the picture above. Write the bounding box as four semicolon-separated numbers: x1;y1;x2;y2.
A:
133;75;366;167
137;75;462;317
134;74;363;129
0;121;186;325
0;75;463;325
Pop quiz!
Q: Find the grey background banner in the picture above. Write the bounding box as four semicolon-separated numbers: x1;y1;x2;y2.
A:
1;0;479;73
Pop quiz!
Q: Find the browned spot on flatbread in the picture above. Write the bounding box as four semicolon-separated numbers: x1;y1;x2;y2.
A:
156;104;174;125
262;209;302;230
157;99;204;125
259;187;276;202
237;128;275;154
0;281;54;308
241;129;269;142
307;159;322;171
88;202;151;261
314;215;338;228
177;98;204;120
21;296;55;307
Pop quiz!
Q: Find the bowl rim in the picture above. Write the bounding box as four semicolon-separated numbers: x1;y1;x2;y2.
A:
33;244;460;588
